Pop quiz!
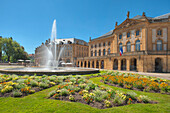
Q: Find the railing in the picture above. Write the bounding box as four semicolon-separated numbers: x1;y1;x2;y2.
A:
76;50;170;60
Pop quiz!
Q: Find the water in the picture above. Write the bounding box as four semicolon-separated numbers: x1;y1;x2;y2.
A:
42;19;73;68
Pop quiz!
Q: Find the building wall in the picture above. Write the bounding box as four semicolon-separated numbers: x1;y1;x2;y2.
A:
77;13;170;73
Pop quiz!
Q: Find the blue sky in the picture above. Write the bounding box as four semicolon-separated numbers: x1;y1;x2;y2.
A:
0;0;170;54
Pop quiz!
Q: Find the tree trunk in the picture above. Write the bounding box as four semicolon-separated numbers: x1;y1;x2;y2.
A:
8;56;10;62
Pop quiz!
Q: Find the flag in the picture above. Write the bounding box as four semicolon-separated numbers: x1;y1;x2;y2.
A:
120;47;123;56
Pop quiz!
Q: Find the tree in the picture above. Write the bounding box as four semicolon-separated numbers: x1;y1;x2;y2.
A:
1;37;29;63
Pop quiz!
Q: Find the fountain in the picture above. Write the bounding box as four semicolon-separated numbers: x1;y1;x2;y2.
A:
0;20;99;75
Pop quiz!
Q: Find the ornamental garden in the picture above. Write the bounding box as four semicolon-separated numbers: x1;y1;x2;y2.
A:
0;71;170;112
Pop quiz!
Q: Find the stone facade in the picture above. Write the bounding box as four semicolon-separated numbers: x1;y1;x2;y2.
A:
77;12;170;72
35;38;88;66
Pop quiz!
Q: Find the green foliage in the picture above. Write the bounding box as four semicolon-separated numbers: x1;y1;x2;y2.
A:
30;80;38;87
60;89;69;96
48;90;56;97
127;92;137;100
1;85;13;93
39;82;49;89
0;37;29;62
12;90;22;97
138;95;151;103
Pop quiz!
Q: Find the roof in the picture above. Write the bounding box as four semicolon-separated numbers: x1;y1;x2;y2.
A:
91;30;114;41
132;15;152;20
154;13;170;19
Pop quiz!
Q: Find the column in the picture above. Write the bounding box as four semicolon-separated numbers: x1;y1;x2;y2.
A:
118;59;121;70
126;58;130;71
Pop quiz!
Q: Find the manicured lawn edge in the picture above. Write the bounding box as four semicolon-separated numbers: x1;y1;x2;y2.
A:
0;76;169;113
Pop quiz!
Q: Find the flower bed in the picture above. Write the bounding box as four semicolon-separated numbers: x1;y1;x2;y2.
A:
101;72;170;94
48;76;156;109
0;74;64;97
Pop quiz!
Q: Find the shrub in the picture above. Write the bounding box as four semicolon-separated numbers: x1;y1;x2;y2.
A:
60;89;69;96
104;100;111;107
93;89;108;102
160;82;169;92
29;90;35;94
13;90;22;97
39;82;49;89
113;95;125;105
69;95;75;101
1;85;13;93
21;87;31;93
74;87;80;92
14;83;26;89
30;80;38;87
137;95;151;103
149;82;160;91
49;76;56;82
49;82;56;86
48;90;56;97
127;92;137;100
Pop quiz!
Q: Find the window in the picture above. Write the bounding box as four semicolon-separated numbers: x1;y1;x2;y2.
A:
127;32;130;38
91;51;93;56
99;50;101;56
99;43;101;47
95;50;97;56
127;42;131;52
103;49;105;56
119;43;122;51
108;41;110;46
91;45;93;48
103;43;105;46
95;45;97;48
136;30;140;36
157;40;162;51
157;29;162;36
108;48;110;55
119;34;122;39
135;40;140;51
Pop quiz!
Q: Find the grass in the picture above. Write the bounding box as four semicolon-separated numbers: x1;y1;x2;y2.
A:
0;74;169;113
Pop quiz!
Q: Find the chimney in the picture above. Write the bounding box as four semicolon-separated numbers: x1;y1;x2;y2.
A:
142;12;146;17
127;11;130;19
115;22;118;28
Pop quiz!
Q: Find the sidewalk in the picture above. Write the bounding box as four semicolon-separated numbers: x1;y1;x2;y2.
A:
101;69;170;80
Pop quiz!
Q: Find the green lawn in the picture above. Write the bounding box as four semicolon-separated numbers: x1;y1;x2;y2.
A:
0;76;169;113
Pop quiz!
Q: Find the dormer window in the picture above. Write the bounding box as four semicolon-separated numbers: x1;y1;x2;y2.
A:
127;32;130;38
136;30;140;36
119;34;122;39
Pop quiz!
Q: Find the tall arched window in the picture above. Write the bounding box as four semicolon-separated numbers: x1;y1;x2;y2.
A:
108;41;111;46
99;50;101;56
119;43;122;51
95;50;97;56
127;32;130;38
135;40;140;51
103;49;105;56
91;51;93;56
108;48;110;55
127;42;131;52
157;40;162;51
136;30;140;36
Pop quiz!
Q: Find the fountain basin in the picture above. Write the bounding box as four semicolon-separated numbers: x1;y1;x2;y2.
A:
0;67;99;75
